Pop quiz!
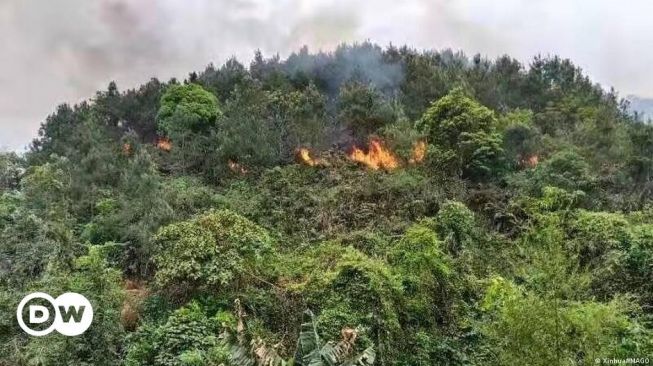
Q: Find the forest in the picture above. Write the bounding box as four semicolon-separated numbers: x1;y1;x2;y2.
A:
1;42;653;365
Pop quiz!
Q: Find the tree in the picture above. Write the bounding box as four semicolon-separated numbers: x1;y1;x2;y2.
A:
416;87;504;179
436;201;477;253
499;109;542;169
269;83;329;162
0;152;23;192
157;83;220;136
338;82;398;141
0;158;77;286
5;43;653;366
198;58;250;101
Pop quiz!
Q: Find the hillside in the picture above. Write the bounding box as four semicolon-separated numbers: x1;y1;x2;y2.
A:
1;43;652;365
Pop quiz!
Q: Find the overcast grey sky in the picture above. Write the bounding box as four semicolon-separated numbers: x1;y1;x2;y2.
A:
1;0;652;151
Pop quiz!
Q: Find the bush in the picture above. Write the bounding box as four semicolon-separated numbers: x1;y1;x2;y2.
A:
481;277;651;366
567;210;630;267
17;245;125;366
124;302;221;366
510;150;595;197
153;210;273;292
436;201;477;253
416;87;504;179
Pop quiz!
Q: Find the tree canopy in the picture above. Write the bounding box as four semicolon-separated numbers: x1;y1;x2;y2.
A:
157;83;220;135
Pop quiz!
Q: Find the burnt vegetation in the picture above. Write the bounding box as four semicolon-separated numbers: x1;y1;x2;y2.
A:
1;43;653;365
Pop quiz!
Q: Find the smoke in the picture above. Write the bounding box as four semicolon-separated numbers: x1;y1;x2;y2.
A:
283;42;404;95
2;0;653;150
2;0;364;95
0;0;370;150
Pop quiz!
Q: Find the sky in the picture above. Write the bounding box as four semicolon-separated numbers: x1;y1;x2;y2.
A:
1;0;653;151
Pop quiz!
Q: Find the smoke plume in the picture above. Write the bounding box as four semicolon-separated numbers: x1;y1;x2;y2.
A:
2;0;653;150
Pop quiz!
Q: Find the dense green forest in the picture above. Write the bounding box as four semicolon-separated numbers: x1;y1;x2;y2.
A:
1;42;653;365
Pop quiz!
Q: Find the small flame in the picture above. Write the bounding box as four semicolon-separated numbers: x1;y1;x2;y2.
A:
156;137;172;152
296;147;326;167
522;154;539;168
409;140;427;164
122;143;132;156
348;138;400;170
228;160;248;174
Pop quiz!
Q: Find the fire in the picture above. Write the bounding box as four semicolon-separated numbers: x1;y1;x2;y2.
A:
409;140;427;164
522;154;539;168
293;139;424;171
348;138;400;170
296;147;326;167
228;160;248;174
156;137;172;152
122;143;132;156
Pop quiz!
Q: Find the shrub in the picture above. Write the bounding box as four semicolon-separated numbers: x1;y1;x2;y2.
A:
153;210;273;292
416;88;504;179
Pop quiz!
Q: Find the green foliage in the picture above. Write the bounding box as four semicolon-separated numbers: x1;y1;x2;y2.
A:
159;177;220;216
16;245;125;366
281;243;403;364
497;108;534;131
0;158;77;287
294;310;375;366
212;80;330;170
20;157;71;215
590;223;653;307
269;83;330;161
535;150;594;192
416;87;504;179
481;277;651;366
0;191;18;228
567;210;630;267
338;82;398;140
157;83;220;135
213;79;283;168
391;222;450;279
0;152;23;191
499;109;543;167
124;302;221;366
153;210;273;291
5;43;653;366
436;201;477;253
226;164;456;244
389;222;456;329
509;150;595;197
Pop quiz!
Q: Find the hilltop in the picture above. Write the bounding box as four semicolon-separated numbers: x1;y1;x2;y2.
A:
1;43;652;365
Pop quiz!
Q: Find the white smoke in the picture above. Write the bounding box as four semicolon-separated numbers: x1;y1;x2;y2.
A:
1;0;653;150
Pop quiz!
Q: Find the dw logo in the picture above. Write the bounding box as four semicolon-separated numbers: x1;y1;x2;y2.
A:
16;292;93;336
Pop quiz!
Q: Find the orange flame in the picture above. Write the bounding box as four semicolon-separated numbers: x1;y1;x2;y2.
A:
122;143;132;156
348;138;400;170
156;137;172;152
409;140;427;164
522;154;539;168
228;160;248;174
296;147;326;167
